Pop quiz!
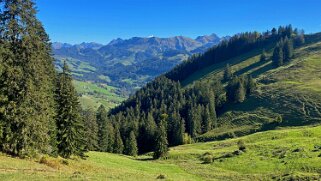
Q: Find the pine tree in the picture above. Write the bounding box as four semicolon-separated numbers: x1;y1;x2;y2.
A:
223;64;233;81
272;45;283;67
235;80;246;103
202;105;212;133
113;127;124;154
260;50;267;62
83;109;98;151
153;115;168;159
56;62;85;158
283;38;294;62
247;76;257;95
125;131;138;156
96;105;108;152
106;122;115;152
0;0;57;157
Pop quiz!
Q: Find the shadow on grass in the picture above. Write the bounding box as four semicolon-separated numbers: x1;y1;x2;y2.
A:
234;60;268;77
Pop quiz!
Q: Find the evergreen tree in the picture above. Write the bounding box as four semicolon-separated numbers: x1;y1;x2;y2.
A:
125;131;138;156
260;50;267;62
247;76;257;95
0;0;57;157
56;62;85;158
106;122;115;152
202;105;212;133
272;45;284;67
283;38;294;62
235;80;246;103
83;109;98;151
113;127;124;154
223;64;233;81
96;105;108;152
153;115;169;159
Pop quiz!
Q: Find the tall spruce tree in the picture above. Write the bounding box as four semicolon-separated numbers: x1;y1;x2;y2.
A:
113;127;124;154
106;122;115;152
283;38;294;62
153;114;169;159
124;131;138;156
223;64;233;81
96;105;108;151
83;109;98;151
235;80;246;103
202;105;212;133
56;62;85;158
272;45;284;67
0;0;57;157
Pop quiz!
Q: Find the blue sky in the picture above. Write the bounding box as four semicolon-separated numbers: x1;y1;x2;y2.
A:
36;0;321;44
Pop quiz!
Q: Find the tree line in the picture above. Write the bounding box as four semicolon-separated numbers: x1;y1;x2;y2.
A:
0;0;85;158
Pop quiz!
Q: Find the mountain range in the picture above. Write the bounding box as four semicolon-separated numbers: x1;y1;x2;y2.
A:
53;34;228;90
53;33;229;108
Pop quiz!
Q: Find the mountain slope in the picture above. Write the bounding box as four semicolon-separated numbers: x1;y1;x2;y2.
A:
187;33;321;141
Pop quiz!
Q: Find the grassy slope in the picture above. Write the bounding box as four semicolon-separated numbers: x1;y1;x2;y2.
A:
184;38;321;141
73;80;125;110
2;125;321;180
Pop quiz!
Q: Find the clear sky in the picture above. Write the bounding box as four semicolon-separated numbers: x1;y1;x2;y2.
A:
35;0;321;44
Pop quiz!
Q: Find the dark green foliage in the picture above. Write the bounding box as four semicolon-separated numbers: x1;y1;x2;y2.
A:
82;109;98;151
223;64;233;81
247;76;257;95
202;105;212;133
96;105;108;152
153;116;169;159
272;44;284;67
0;0;57;157
235;80;246;103
260;50;267;62
113;127;124;154
125;131;138;156
226;75;255;103
283;37;294;62
56;62;85;158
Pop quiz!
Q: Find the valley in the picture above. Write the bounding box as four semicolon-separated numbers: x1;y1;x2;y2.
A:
53;34;228;109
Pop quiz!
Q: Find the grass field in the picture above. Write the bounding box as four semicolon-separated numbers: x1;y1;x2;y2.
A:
1;125;321;180
73;80;125;110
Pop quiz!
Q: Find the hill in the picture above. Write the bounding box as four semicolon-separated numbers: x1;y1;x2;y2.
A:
53;34;228;109
193;33;321;142
1;125;321;180
105;26;321;156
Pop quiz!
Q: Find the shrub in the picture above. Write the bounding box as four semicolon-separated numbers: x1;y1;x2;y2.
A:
237;140;246;152
156;174;166;179
183;133;193;144
201;152;213;164
39;156;60;169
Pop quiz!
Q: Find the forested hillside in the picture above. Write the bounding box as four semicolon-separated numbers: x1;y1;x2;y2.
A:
96;25;321;158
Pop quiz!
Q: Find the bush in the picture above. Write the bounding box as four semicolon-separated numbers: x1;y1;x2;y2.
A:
183;133;193;144
201;152;213;164
237;140;246;152
156;174;166;179
39;156;60;169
